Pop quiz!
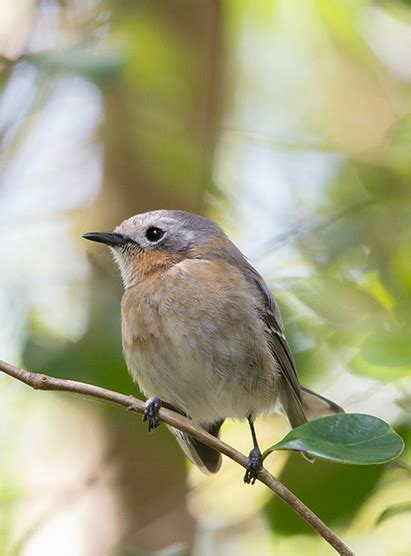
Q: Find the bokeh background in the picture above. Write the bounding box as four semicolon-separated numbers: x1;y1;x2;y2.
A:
1;1;411;554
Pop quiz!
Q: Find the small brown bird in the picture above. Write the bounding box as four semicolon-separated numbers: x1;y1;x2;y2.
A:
83;210;343;483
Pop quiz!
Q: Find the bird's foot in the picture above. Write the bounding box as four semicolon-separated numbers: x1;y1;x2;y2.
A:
143;397;162;433
243;447;262;485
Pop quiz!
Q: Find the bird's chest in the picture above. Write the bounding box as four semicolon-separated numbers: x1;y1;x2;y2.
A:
121;283;212;410
120;263;278;422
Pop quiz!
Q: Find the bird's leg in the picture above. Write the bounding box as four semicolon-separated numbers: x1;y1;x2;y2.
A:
243;416;262;485
143;397;186;433
143;397;162;432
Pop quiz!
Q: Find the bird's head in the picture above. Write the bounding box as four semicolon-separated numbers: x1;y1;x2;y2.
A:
83;210;232;287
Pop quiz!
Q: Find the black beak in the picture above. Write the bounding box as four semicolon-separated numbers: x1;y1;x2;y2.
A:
82;232;132;247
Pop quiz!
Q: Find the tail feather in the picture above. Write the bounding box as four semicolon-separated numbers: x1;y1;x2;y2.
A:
301;386;344;421
168;419;225;474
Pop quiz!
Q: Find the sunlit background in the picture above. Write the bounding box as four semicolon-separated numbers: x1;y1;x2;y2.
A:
1;1;411;555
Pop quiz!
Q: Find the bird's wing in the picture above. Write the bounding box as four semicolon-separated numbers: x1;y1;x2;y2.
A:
244;263;307;428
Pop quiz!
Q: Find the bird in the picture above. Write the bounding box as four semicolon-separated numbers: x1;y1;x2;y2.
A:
83;210;343;483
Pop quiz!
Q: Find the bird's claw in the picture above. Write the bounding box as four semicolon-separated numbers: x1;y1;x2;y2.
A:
143;397;162;433
243;447;262;485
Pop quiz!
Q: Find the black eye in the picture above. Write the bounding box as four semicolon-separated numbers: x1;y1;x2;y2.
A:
145;226;165;242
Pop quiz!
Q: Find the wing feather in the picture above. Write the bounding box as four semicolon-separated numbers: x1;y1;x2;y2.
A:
244;264;307;427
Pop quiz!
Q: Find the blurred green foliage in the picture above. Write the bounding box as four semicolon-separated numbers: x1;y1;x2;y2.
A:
265;456;384;535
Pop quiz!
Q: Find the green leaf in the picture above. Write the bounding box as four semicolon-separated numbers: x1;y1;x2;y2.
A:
376;502;411;525
350;331;411;381
263;414;404;465
360;332;411;367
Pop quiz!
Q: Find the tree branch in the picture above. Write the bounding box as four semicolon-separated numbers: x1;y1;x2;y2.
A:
0;359;354;556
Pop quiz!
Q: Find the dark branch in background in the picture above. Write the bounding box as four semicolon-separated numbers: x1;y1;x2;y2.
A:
0;359;354;556
252;199;375;262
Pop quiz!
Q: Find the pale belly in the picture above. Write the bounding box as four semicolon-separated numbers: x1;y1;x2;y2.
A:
123;332;279;425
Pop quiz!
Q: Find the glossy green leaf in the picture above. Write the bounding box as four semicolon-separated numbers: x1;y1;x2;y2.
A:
263;414;404;465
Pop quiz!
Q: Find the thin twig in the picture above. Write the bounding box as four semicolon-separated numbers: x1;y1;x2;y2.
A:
0;359;354;556
252;199;374;263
